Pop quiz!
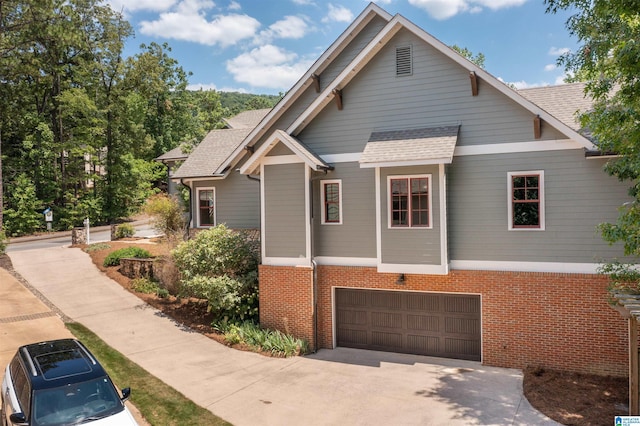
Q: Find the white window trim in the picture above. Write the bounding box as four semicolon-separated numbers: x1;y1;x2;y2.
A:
387;174;433;230
196;187;216;228
507;170;545;231
320;179;343;225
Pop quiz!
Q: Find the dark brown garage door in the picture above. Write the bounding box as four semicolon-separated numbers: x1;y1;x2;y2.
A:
335;289;481;361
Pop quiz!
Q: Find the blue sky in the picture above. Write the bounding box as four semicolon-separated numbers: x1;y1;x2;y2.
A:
107;0;578;95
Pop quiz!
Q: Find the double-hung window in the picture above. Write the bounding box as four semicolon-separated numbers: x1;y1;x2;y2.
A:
508;171;544;230
388;175;432;228
197;188;216;227
321;180;342;224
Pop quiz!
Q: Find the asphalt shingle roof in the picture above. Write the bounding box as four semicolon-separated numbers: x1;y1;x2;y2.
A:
360;126;460;166
519;83;592;134
172;128;251;178
155;146;189;162
223;108;271;129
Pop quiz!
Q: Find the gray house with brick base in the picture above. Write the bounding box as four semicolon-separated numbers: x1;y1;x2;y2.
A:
232;3;630;376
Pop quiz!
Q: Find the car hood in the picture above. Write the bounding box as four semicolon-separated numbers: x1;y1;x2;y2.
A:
77;407;138;425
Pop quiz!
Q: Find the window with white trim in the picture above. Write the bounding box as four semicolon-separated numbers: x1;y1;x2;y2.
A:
321;179;342;225
388;175;432;228
197;188;216;227
508;171;544;230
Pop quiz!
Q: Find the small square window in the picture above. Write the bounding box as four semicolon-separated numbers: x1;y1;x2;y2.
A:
508;171;544;230
321;180;342;225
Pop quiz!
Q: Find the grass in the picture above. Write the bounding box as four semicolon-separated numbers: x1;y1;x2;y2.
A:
66;322;230;426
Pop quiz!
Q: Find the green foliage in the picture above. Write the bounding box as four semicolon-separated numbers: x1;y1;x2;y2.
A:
172;225;260;279
103;247;152;267
4;173;42;236
451;45;486;68
143;193;187;243
84;243;111;253
131;278;168;298
0;230;8;254
217;91;281;115
172;225;260;323
115;223;135;239
222;322;309;357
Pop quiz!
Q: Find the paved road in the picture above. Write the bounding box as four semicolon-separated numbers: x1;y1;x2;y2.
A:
6;222;158;252
6;245;559;426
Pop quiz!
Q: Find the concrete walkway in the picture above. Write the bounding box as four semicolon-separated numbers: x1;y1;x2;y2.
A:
6;246;559;425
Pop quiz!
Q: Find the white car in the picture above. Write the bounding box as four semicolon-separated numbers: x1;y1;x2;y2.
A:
1;339;138;425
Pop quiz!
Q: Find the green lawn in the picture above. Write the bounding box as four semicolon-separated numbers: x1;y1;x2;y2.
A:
67;323;231;426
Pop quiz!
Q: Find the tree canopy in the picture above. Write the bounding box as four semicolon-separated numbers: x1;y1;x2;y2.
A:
0;1;275;236
546;1;640;259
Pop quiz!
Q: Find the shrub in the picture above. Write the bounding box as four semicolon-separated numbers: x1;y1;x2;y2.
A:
103;247;152;267
143;194;187;245
114;223;135;239
222;322;309;357
172;225;260;323
0;230;7;254
131;278;169;298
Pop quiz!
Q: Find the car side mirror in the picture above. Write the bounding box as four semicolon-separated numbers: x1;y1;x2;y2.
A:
9;412;28;425
121;387;131;402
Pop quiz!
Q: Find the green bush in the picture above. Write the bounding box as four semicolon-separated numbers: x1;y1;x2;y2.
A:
4;173;42;236
114;223;135;239
0;230;8;254
144;194;187;244
131;278;169;298
222;322;308;357
103;247;152;267
172;224;260;323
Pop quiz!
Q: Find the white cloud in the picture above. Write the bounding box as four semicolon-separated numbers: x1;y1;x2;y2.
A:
139;2;261;48
226;44;314;89
408;0;526;20
549;46;571;56
187;83;219;91
544;64;557;72
106;0;177;13
292;0;315;5
228;1;241;10
257;15;310;44
322;4;354;23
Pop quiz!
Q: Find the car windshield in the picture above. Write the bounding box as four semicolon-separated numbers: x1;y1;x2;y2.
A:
31;376;124;426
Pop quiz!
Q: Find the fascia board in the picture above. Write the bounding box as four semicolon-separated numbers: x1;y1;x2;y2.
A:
220;4;393;176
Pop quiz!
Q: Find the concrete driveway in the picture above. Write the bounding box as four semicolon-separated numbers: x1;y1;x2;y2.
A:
5;246;558;425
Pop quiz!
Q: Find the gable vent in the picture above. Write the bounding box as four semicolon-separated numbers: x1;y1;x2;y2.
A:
396;45;412;76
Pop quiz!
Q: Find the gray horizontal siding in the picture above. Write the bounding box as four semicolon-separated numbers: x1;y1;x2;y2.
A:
264;163;306;258
448;150;631;263
313;163;376;258
267;142;294;156
250;18;388;154
381;165;441;265
191;175;259;229
298;29;566;156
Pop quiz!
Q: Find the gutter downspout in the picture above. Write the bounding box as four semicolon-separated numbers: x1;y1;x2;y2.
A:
309;169;329;353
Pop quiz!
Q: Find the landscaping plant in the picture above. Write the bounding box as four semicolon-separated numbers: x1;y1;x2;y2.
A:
114;223;135;239
144;193;187;245
103;247;152;267
171;224;260;324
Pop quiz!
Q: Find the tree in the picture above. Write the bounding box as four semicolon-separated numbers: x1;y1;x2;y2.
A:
545;1;640;261
451;45;486;68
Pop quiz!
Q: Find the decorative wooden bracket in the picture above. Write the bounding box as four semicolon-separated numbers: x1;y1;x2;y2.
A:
311;73;320;93
244;145;254;153
332;89;343;110
533;115;542;139
469;71;478;96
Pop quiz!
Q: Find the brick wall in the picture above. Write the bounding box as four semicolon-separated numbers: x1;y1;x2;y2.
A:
259;265;315;350
260;265;629;376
